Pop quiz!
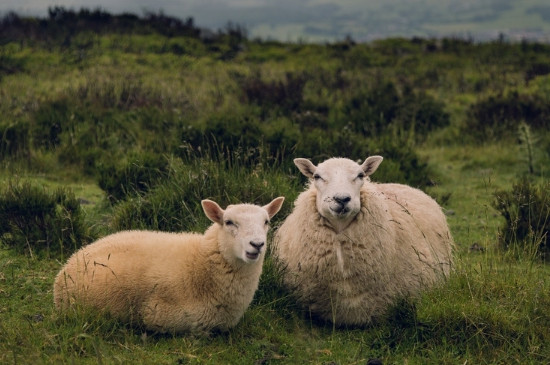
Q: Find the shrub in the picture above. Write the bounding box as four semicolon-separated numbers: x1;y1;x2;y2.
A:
97;152;170;203
294;128;434;189
178;112;268;169
0;181;94;258
111;158;299;232
0;120;30;160
465;91;550;141
343;80;449;140
32;100;71;149
493;178;550;256
239;71;308;114
525;62;550;83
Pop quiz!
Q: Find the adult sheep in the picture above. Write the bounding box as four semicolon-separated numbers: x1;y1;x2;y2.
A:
54;197;284;334
274;156;453;326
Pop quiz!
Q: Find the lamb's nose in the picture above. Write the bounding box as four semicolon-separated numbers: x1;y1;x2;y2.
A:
334;195;351;205
250;241;265;250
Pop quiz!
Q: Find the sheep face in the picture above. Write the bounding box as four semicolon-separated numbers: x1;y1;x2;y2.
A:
294;156;383;233
202;197;284;264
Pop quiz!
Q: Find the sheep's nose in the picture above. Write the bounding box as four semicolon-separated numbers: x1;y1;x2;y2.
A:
334;195;351;205
250;241;265;250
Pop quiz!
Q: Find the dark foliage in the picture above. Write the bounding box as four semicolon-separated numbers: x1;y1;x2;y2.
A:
32;100;70;149
465;91;550;140
0;50;25;78
111;159;298;232
239;71;308;114
0;120;30;160
525;62;550;83
0;181;95;258
344;80;450;140
0;7;200;46
97;153;171;203
493;178;550;255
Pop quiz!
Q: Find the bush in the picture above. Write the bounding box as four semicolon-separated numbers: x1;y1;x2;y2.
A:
32;100;71;149
0;181;95;258
0;120;30;160
493;178;550;256
343;80;449;140
97;152;170;203
294;129;434;189
369;135;434;188
239;71;308;114
465;91;550;141
111;157;299;232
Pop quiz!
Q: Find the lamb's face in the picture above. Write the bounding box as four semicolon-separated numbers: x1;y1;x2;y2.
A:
221;205;271;263
201;197;284;264
294;156;383;233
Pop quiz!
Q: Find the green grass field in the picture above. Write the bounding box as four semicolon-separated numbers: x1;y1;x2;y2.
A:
1;10;550;364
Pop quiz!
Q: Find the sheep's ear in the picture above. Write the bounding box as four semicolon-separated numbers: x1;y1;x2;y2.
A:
294;158;316;178
263;197;285;219
201;199;224;225
361;156;383;176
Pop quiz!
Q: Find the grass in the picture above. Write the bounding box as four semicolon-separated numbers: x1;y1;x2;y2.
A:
2;141;550;364
1;17;550;363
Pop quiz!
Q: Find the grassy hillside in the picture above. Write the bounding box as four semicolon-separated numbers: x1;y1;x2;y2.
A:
1;9;550;364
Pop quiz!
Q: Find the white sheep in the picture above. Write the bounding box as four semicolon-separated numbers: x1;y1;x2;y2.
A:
274;156;453;326
54;197;284;334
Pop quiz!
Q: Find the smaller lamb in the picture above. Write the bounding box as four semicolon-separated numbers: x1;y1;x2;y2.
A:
274;156;453;326
54;197;284;334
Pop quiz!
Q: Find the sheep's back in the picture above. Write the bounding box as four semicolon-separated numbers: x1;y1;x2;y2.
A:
53;230;202;318
376;183;453;282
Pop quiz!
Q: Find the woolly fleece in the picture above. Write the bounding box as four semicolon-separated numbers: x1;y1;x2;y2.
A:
275;177;453;326
54;198;284;334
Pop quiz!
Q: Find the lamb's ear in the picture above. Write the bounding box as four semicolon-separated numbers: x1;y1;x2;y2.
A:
263;197;285;219
201;199;224;225
294;158;316;178
361;156;383;176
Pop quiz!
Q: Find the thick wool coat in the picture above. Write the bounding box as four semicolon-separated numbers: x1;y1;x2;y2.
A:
54;225;263;334
274;182;453;326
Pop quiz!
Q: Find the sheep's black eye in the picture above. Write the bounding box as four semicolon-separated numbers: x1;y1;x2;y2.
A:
264;220;269;225
224;220;234;226
313;174;322;180
357;172;365;179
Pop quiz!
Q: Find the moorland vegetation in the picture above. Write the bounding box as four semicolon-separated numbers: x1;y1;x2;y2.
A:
1;7;550;364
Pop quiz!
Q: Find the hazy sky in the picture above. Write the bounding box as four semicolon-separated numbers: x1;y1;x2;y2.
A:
2;0;550;42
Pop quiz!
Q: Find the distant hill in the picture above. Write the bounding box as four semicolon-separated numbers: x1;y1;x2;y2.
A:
1;0;550;42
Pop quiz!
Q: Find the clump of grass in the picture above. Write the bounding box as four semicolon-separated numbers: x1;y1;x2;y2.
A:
464;91;550;141
493;177;550;258
97;152;171;203
110;152;300;232
0;181;96;259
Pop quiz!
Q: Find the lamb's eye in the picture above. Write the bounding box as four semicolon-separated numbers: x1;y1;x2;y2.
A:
313;174;322;180
264;220;269;225
357;172;365;179
224;220;234;226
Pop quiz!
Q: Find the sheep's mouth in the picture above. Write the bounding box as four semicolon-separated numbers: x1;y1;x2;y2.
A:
330;206;350;216
246;251;260;260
